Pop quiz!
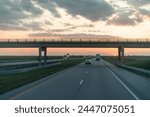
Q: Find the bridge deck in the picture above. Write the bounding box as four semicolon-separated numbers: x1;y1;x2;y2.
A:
0;38;150;48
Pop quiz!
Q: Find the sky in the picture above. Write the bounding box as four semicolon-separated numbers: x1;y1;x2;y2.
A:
0;0;150;55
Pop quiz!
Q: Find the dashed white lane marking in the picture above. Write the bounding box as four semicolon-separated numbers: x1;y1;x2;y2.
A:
86;71;88;74
106;66;140;100
79;80;84;85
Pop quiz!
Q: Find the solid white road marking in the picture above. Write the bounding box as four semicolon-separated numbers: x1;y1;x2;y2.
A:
79;80;84;85
106;66;140;100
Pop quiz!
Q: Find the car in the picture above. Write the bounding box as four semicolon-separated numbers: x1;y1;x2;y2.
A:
85;60;92;65
96;58;100;61
96;54;101;61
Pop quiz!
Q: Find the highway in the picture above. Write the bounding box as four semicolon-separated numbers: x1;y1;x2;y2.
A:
0;59;150;100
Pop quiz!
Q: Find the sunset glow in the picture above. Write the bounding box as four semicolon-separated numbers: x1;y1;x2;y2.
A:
0;0;150;55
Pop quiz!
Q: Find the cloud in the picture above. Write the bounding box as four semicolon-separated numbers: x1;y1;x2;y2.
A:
20;0;43;15
125;0;150;20
139;9;150;18
33;0;61;18
0;23;28;31
88;30;102;33
34;0;149;26
35;0;115;21
0;0;43;31
44;20;53;25
0;0;26;23
48;29;73;33
1;0;150;32
127;0;150;7
0;21;44;31
23;22;44;31
28;32;119;39
107;12;138;26
45;23;95;33
106;0;150;26
64;23;95;29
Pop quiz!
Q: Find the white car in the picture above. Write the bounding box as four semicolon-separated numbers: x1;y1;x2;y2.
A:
85;60;92;65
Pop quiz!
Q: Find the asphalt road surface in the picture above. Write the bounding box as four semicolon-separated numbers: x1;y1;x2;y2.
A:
1;59;150;100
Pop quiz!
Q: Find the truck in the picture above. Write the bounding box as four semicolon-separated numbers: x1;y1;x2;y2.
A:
96;54;101;61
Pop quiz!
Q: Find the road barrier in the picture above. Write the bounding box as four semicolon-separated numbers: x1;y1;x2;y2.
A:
0;62;61;75
116;64;150;78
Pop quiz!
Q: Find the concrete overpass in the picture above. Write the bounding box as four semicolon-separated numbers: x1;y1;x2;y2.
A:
0;38;150;65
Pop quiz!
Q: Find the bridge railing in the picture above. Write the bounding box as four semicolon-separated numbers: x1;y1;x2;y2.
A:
0;38;150;43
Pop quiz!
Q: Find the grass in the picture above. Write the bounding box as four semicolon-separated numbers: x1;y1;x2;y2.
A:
102;56;118;64
102;56;150;70
125;57;150;70
0;58;85;95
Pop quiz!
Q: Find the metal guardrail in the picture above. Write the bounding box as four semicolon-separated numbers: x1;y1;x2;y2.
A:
0;38;150;43
0;62;61;75
103;59;150;78
0;60;62;71
117;64;150;78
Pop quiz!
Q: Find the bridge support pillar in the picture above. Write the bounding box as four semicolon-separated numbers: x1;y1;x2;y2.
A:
39;47;42;65
118;47;124;64
39;47;47;65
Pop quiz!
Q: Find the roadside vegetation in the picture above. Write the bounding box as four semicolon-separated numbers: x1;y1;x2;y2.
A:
0;58;85;95
102;56;150;70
